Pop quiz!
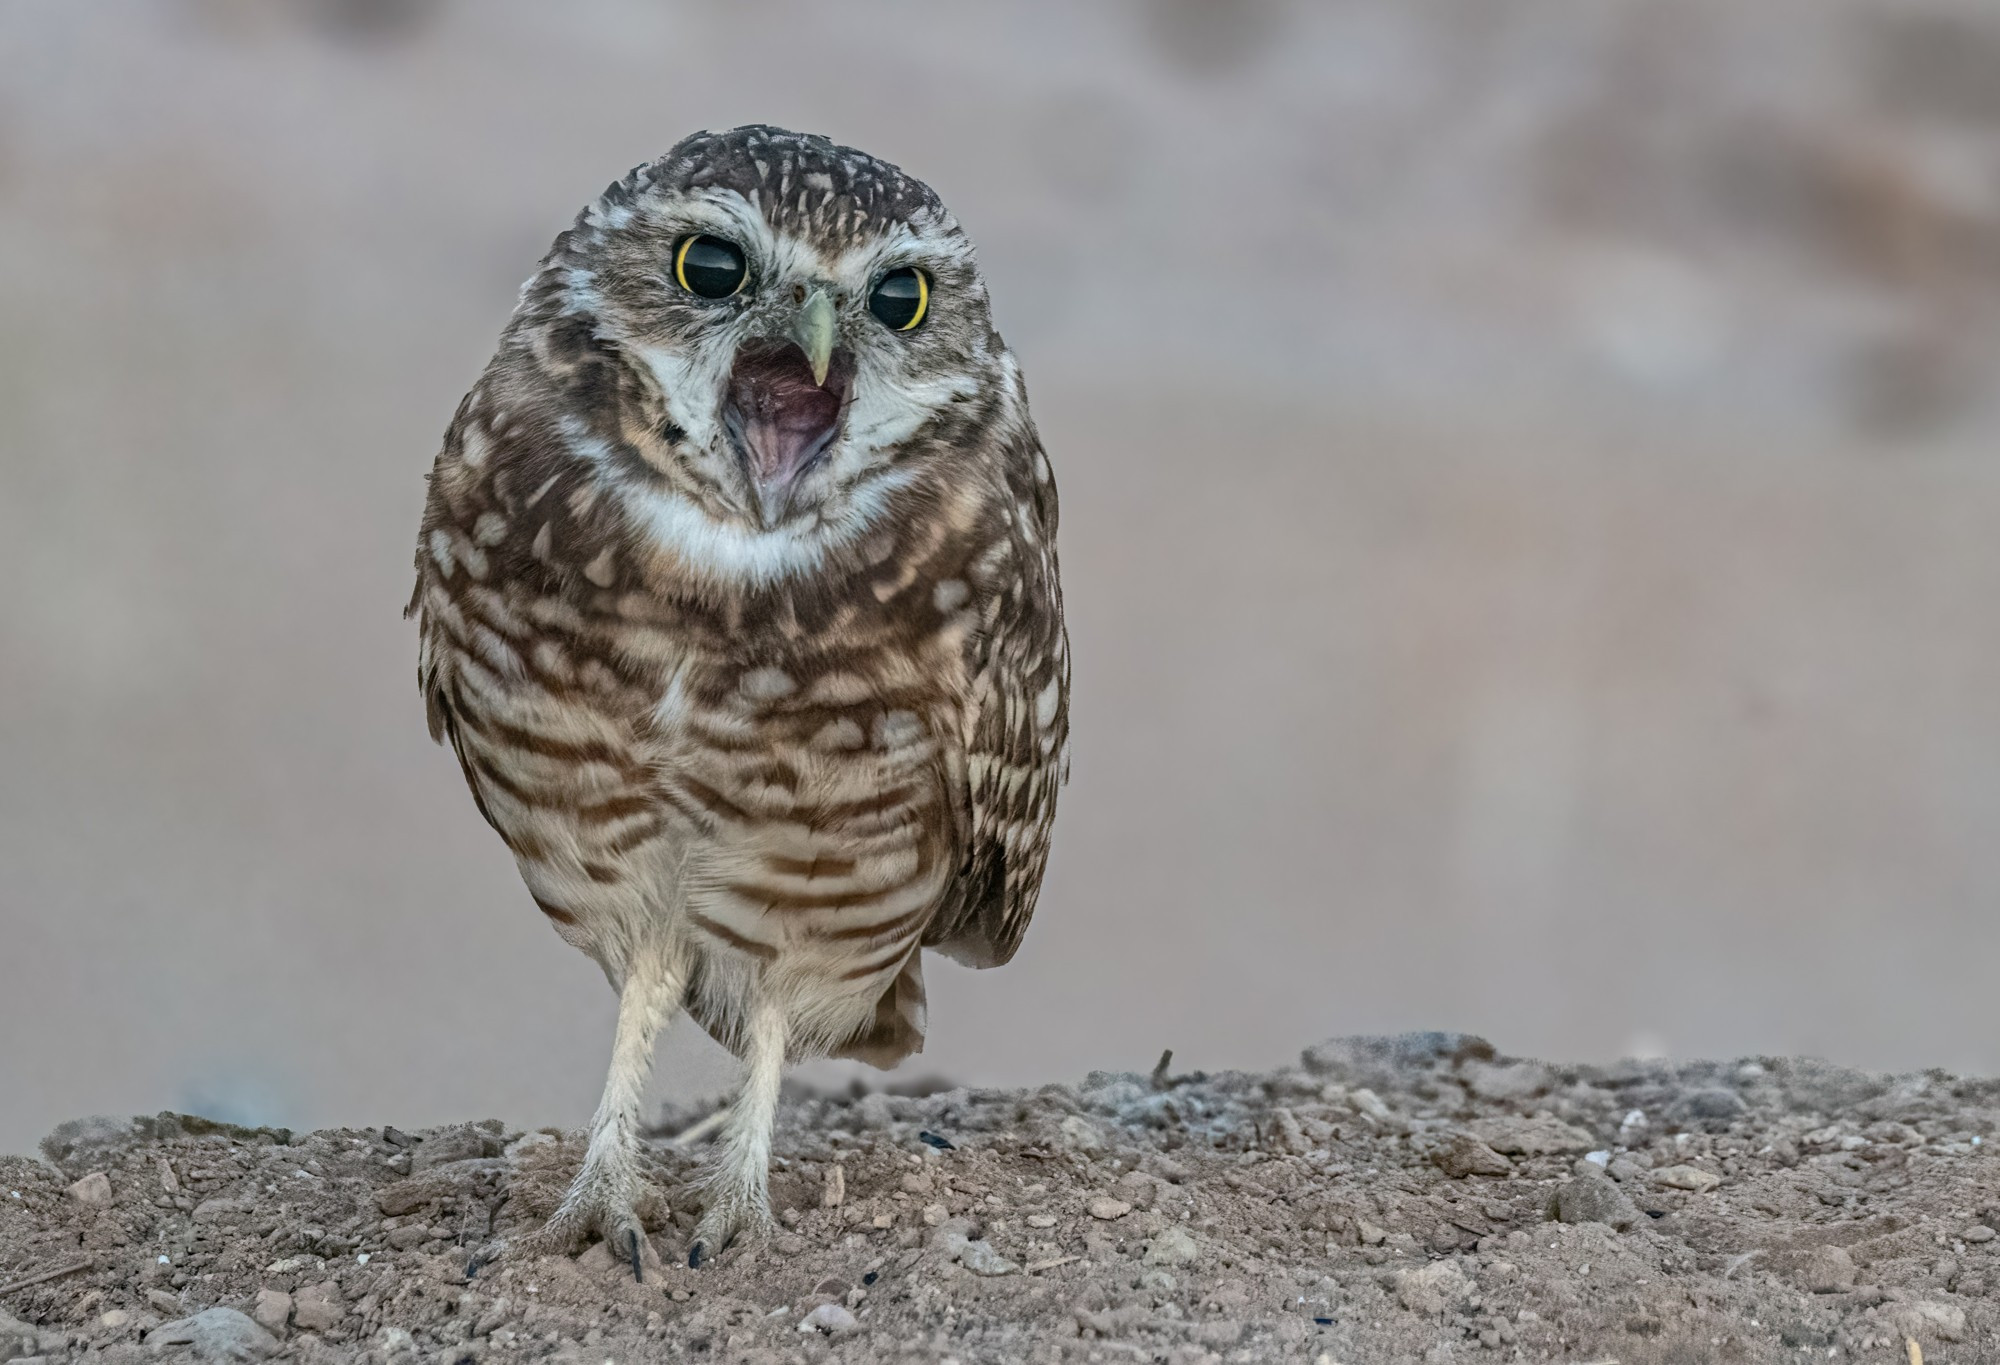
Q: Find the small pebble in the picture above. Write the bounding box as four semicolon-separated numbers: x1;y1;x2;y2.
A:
1607;1156;1649;1183
1798;1245;1857;1293
1087;1197;1131;1221
67;1172;113;1207
1654;1165;1723;1194
956;1239;1019;1276
1433;1134;1512;1179
145;1308;276;1361
1554;1171;1642;1232
251;1289;293;1335
1143;1226;1200;1267
797;1302;857;1334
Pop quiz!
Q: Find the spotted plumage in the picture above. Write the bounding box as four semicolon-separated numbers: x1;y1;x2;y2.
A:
409;126;1067;1268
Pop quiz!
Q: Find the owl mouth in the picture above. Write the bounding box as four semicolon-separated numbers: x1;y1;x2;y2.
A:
724;339;853;524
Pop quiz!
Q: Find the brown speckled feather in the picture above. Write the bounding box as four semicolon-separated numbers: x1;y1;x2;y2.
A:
924;417;1070;970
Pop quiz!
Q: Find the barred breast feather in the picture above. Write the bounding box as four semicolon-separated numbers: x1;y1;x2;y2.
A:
409;296;1068;1068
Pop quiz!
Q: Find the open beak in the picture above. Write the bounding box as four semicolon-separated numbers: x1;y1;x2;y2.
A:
722;288;852;527
792;288;836;387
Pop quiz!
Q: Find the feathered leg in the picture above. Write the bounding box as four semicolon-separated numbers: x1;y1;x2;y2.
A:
545;946;684;1280
687;995;787;1266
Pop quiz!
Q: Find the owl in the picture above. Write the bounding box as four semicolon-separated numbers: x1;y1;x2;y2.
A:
409;126;1069;1273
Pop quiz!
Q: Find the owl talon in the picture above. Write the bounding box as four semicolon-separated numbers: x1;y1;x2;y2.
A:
686;1184;770;1269
542;1163;652;1279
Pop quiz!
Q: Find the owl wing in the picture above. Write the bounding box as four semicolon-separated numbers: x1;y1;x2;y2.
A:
924;437;1070;969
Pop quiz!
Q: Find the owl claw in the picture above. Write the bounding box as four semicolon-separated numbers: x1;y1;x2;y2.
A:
543;1164;652;1278
685;1184;771;1269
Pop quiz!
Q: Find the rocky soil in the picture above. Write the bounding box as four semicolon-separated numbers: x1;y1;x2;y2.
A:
7;1035;2000;1363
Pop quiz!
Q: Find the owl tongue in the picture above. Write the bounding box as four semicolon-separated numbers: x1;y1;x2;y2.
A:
725;339;847;518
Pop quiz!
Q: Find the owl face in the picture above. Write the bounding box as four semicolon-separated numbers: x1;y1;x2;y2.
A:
553;127;1013;548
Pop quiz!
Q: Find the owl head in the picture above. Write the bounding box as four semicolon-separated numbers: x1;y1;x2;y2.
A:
504;126;1020;570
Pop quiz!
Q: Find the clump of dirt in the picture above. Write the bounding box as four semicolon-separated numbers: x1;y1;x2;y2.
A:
6;1035;2000;1363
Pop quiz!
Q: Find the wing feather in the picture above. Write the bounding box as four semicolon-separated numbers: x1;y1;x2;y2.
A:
925;432;1070;968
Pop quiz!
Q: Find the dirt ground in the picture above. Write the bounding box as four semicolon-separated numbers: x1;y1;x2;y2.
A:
6;1036;2000;1364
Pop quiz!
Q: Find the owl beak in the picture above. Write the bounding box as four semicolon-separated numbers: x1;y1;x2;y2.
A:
723;332;852;528
792;288;837;387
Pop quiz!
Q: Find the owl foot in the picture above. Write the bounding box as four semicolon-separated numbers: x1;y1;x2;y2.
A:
543;1171;651;1283
685;1181;774;1269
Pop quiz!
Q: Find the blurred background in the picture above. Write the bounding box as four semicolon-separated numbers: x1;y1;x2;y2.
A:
5;0;2000;1154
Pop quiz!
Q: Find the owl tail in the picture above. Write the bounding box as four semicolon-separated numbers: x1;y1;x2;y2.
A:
831;950;928;1069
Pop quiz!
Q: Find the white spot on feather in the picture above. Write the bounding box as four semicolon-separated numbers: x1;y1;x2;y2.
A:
559;266;601;317
524;474;560;508
740;667;795;701
1035;676;1062;730
933;579;970;613
873;710;921;751
649;667;695;739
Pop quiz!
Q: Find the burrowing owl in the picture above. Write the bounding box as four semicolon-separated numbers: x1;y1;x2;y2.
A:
409;127;1068;1272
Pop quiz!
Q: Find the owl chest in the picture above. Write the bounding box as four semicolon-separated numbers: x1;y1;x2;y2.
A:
650;646;963;972
652;643;959;828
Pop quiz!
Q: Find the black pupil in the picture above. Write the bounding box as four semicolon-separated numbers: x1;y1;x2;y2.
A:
870;268;925;329
680;236;745;298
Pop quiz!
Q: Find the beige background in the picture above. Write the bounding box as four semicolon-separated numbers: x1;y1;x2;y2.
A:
6;0;2000;1155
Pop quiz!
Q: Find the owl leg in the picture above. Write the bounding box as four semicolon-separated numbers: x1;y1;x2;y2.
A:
687;997;787;1267
544;946;684;1280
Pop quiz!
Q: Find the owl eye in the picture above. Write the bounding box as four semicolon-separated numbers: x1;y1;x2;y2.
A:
673;235;747;299
868;267;929;331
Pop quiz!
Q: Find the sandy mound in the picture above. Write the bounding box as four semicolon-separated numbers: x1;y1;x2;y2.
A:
5;1035;1999;1363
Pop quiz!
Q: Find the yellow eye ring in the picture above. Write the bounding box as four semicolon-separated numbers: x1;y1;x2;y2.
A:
673;234;747;298
868;267;929;331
